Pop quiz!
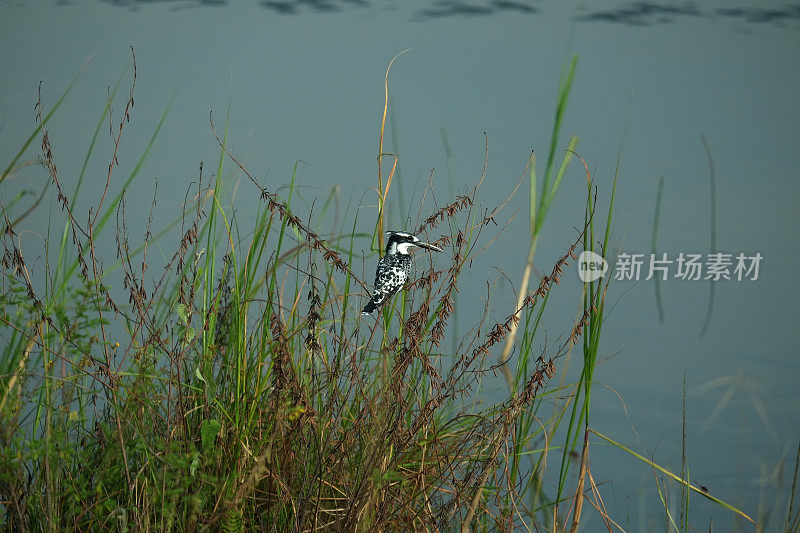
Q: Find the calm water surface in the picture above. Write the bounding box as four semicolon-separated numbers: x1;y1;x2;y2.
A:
1;0;799;529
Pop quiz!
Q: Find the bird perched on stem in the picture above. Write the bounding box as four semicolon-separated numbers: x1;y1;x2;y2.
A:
362;231;442;314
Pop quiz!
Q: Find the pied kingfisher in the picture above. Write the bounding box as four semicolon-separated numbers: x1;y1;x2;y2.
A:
362;231;442;314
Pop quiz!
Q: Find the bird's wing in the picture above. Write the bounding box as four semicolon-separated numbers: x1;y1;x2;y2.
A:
373;255;388;287
372;256;407;295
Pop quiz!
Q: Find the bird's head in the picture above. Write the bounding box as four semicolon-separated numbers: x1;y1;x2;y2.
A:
385;231;443;255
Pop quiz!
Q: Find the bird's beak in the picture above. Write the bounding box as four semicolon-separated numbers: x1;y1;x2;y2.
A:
414;240;443;252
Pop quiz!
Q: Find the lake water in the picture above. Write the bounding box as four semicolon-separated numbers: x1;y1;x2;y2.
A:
1;0;799;529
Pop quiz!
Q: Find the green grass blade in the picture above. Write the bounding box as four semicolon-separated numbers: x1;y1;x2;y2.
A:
1;58;89;183
591;429;756;525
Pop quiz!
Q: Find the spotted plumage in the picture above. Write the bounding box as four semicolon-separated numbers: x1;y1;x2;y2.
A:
362;231;442;314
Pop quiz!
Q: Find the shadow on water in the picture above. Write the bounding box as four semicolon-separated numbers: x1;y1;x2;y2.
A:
258;0;539;18
576;2;705;25
260;0;367;15
715;5;800;24
95;0;228;6
577;2;800;26
413;1;539;19
54;0;800;26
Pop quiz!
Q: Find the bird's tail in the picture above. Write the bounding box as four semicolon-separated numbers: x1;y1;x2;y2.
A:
361;293;384;315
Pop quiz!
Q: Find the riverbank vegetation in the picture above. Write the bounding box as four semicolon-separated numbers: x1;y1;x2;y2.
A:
0;51;765;531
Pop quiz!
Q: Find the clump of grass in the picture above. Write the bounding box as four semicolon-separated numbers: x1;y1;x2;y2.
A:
0;50;756;531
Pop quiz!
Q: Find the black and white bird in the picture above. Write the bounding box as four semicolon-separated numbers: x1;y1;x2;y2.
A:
362;231;442;314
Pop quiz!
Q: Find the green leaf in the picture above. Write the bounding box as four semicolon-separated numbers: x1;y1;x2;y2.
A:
200;419;221;453
189;451;201;477
177;303;188;324
287;405;306;422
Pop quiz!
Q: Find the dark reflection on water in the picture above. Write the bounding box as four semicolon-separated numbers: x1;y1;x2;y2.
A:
414;0;539;19
579;2;800;26
98;0;227;6
716;5;800;24
260;0;367;15
44;0;800;26
577;2;704;25
258;0;539;17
